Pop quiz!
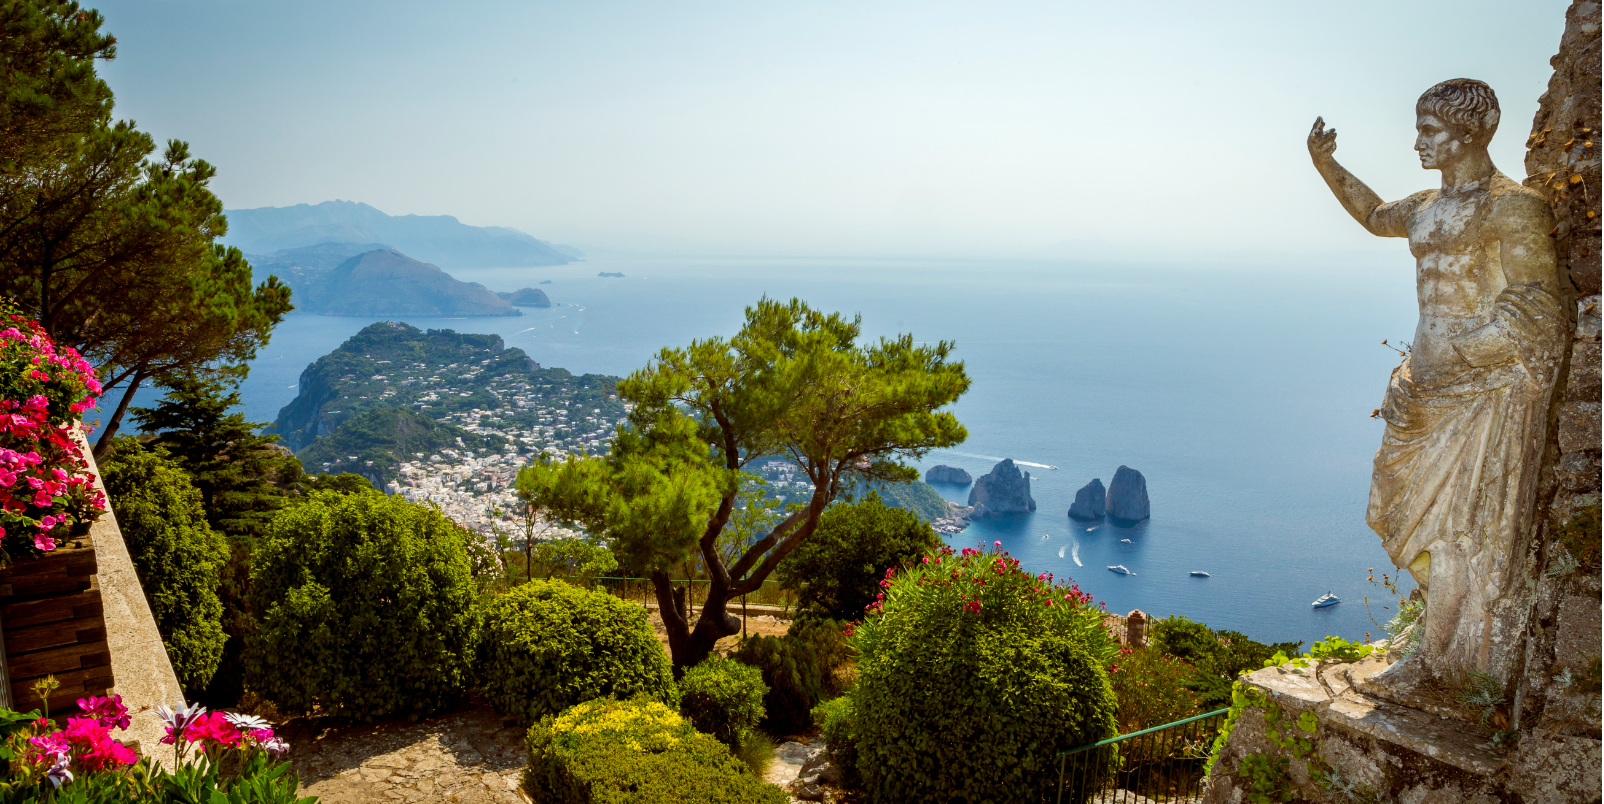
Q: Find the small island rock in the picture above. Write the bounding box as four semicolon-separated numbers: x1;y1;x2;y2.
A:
925;465;973;485
1068;478;1106;520
1106;466;1150;523
496;287;553;307
966;459;1036;516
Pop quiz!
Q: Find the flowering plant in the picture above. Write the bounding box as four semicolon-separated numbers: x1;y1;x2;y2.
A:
0;688;300;800
0;298;106;563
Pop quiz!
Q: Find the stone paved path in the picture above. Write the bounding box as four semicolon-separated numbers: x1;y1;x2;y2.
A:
281;701;528;803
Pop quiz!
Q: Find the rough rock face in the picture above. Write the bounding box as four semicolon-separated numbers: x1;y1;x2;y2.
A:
1068;478;1106;520
1524;0;1601;297
1105;466;1149;522
925;465;973;485
966;459;1035;515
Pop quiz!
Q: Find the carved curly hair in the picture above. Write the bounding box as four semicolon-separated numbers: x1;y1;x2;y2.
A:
1416;78;1500;143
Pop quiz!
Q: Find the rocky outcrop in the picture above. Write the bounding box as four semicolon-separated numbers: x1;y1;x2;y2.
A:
1105;466;1149;522
966;459;1035;516
496;287;552;307
925;465;972;485
1068;478;1106;520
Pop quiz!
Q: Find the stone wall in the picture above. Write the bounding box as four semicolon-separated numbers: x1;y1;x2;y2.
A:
1514;0;1602;746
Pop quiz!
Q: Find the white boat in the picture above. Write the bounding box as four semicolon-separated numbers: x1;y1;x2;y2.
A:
1312;592;1340;608
1190;571;1211;577
1120;538;1133;544
1107;565;1135;576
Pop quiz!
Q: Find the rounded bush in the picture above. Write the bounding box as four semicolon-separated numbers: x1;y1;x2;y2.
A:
523;697;788;804
775;492;940;620
811;695;861;790
479;579;675;726
1109;646;1200;732
678;656;766;747
852;544;1119;803
100;438;229;693
244;489;480;720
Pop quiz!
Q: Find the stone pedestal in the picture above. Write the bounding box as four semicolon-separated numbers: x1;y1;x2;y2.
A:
1203;651;1601;804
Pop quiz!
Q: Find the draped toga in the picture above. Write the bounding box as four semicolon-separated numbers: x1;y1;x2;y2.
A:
1367;282;1567;675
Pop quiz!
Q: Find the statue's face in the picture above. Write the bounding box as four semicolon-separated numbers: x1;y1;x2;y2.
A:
1415;113;1467;170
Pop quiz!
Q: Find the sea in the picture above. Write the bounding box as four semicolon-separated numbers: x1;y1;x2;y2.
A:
150;255;1425;648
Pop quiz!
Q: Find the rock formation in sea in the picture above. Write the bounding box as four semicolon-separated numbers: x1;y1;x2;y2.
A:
925;465;973;485
1105;466;1149;522
1068;478;1106;520
966;459;1036;516
496;287;553;307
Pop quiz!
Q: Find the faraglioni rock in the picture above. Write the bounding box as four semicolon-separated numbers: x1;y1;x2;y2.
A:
966;459;1036;516
1068;478;1106;520
925;465;973;485
1105;466;1149;522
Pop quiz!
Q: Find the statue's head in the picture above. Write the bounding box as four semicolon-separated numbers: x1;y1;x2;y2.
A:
1414;79;1500;170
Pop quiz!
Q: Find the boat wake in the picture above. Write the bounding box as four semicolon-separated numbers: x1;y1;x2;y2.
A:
939;450;1058;470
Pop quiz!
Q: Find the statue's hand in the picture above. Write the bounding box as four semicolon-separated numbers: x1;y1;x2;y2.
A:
1308;117;1338;163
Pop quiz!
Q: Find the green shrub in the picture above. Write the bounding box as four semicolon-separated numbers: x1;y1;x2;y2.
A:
775;493;940;620
852;544;1119;804
244;489;480;720
678;656;766;747
100;438;230;694
731;617;851;734
1110;647;1200;732
811;695;861;790
1150;615;1301;709
479;580;675;727
523;697;788;804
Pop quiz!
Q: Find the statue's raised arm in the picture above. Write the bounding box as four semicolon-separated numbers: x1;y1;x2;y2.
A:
1307;117;1393;235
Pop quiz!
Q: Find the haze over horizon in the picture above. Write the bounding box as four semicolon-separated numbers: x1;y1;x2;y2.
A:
97;0;1567;262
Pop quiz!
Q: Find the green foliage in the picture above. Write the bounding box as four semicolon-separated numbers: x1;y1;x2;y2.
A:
811;695;861;790
776;492;940;621
132;373;303;545
244;489;479;720
99;438;229;694
851;544;1118;803
526;538;619;583
1209;683;1318;804
1557;504;1601;568
1455;671;1506;728
1109;647;1201;732
1308;636;1374;663
677;657;766;748
478;580;675;727
522;697;788;804
0;1;116;168
296;472;373;495
1150;616;1302;709
731;618;852;735
519;297;970;668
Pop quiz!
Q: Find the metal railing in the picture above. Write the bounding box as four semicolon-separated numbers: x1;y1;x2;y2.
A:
1055;708;1229;804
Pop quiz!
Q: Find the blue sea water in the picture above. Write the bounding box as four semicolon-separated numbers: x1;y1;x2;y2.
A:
217;255;1420;647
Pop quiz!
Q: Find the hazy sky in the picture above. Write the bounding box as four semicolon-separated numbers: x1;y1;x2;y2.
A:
95;0;1569;260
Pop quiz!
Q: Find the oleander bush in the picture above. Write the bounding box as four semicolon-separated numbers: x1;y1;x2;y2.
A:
479;579;675;727
852;543;1119;804
0;299;105;564
244;489;480;720
731;616;852;735
678;656;766;748
99;438;230;694
522;697;788;804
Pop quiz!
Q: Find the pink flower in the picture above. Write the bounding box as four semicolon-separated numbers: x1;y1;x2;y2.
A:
77;694;130;730
184;712;243;748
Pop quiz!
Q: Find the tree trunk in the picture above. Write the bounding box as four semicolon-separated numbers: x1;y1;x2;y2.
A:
92;371;144;459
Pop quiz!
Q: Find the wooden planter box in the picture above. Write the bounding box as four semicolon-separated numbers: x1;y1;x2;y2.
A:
0;533;115;715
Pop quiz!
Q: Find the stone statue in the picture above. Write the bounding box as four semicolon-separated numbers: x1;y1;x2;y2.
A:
1309;79;1568;681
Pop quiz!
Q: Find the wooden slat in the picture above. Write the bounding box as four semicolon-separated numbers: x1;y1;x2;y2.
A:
3;616;107;655
7;640;111;679
2;590;102;629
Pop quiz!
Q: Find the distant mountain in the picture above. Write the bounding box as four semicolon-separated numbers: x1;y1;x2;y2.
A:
222;200;576;269
276;248;521;317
